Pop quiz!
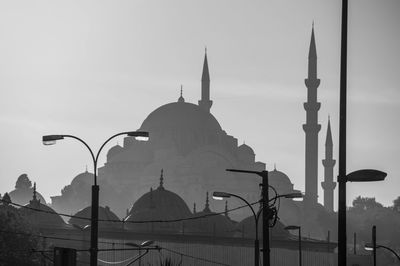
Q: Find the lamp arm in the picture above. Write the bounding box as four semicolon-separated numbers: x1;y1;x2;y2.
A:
377;245;400;261
62;135;96;176
125;249;150;266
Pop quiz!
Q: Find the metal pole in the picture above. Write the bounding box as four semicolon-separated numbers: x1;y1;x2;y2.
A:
261;171;270;266
338;0;348;265
354;232;357;254
255;239;260;266
373;225;376;266
299;228;302;266
90;185;99;266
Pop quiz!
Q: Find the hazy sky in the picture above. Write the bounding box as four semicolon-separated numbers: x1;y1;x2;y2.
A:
0;0;399;210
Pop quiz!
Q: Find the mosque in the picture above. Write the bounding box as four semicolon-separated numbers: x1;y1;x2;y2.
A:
8;26;337;241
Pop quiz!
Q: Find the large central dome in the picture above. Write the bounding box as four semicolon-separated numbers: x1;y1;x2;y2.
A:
139;101;223;154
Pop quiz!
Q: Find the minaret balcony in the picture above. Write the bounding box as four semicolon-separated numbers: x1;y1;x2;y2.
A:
304;78;321;89
321;181;337;190
302;123;321;133
322;159;336;167
303;102;321;111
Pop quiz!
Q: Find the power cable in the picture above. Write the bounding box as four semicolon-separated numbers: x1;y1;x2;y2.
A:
161;246;231;266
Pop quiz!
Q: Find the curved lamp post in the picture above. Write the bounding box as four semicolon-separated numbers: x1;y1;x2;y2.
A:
42;131;149;266
365;244;400;263
285;225;302;266
225;168;303;266
212;191;303;266
226;168;270;266
213;191;259;266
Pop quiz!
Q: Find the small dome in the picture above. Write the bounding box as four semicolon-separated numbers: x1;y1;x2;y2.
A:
69;206;122;230
268;168;295;195
186;193;236;237
20;187;67;229
238;143;255;155
107;144;123;161
70;170;94;187
125;170;191;232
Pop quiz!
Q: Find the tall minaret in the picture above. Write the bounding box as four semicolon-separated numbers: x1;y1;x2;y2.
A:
321;118;336;212
303;24;321;205
198;49;213;112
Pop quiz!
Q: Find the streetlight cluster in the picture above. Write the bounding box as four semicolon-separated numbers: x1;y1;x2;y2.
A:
213;169;303;266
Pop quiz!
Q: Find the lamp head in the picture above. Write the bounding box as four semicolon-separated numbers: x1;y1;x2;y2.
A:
347;169;387;182
364;243;374;251
127;131;149;141
42;135;64;145
212;191;231;200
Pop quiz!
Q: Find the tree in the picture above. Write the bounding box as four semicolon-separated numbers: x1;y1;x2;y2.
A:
351;196;383;211
393;196;400;213
0;193;42;265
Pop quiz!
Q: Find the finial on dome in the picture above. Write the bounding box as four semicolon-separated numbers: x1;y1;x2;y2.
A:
274;163;277;171
33;182;37;201
312;20;314;29
193;203;197;214
224;201;229;218
178;85;185;102
159;169;164;189
85;165;88;173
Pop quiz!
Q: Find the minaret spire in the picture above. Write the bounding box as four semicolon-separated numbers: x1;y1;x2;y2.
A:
322;117;336;212
303;24;321;206
198;49;213;112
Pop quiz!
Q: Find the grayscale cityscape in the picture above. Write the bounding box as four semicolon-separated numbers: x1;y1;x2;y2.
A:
0;1;399;266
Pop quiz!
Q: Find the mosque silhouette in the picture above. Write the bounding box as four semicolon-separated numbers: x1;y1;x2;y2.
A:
4;26;346;265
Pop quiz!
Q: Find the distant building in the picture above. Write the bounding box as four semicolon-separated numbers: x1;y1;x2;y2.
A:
8;174;46;206
48;26;336;238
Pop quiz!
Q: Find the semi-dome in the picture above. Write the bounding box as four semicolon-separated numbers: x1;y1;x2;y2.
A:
19;185;67;229
238;143;255;155
186;193;236;237
125;170;192;232
69;205;122;230
70;170;94;187
268;168;295;195
139;101;223;154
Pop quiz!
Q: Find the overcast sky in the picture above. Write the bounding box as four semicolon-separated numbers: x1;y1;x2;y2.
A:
0;0;399;210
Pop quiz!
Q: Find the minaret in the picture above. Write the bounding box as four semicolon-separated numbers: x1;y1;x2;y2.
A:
303;24;321;205
198;49;213;112
321;117;336;212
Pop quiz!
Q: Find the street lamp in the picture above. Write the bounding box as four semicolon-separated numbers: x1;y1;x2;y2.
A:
336;0;388;264
284;225;302;266
213;191;260;266
365;244;400;263
337;169;386;266
226;168;270;266
42;131;149;266
212;191;303;266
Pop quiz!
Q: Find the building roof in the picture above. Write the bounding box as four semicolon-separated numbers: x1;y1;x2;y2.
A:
19;185;68;229
186;192;236;237
139;101;223;154
69;205;122;230
125;170;192;232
